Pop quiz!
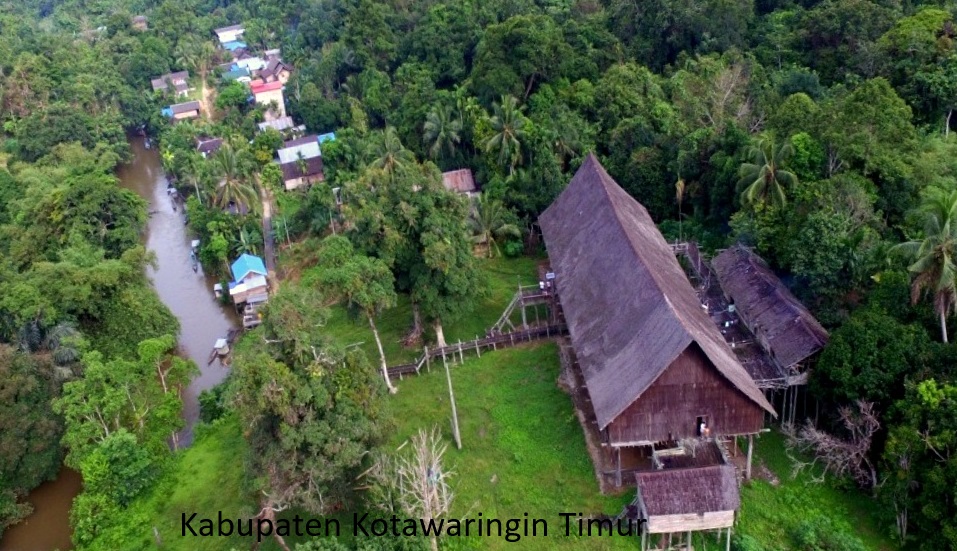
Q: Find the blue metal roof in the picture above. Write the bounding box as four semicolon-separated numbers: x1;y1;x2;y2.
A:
223;40;248;51
161;107;173;118
317;132;336;144
230;253;267;282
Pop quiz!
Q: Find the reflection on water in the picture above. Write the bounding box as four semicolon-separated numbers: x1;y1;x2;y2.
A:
116;137;239;446
0;467;81;551
0;137;240;551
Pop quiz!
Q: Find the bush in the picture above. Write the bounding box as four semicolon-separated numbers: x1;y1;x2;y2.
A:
503;239;524;258
199;383;228;424
793;515;868;551
732;534;767;551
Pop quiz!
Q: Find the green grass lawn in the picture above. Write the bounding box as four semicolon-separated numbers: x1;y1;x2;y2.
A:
382;342;634;550
736;430;898;550
321;256;541;365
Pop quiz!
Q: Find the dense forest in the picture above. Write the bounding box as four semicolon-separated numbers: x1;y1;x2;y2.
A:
2;0;957;549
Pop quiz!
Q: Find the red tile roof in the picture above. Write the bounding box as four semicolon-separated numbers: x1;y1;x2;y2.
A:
250;81;283;94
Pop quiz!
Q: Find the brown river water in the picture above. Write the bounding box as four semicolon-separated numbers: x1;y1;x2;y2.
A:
0;137;238;550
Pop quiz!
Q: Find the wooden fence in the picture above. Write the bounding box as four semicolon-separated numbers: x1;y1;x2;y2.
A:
386;323;568;380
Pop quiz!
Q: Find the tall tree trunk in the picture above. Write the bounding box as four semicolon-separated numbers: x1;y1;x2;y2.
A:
941;309;949;343
434;319;447;348
369;315;396;394
411;303;423;336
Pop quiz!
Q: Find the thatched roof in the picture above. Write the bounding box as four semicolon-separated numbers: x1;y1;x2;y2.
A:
712;245;828;369
637;465;739;516
538;154;775;429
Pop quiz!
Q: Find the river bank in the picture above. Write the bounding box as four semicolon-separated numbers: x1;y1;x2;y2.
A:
0;137;239;551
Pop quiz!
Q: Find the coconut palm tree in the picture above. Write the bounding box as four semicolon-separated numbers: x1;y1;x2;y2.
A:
738;136;798;208
469;195;521;258
369;126;415;175
212;144;260;214
892;187;957;343
485;95;528;175
423;103;462;162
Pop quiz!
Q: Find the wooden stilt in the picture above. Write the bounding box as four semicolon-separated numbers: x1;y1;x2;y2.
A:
425;346;430;372
475;337;480;357
726;527;732;551
641;524;647;551
687;530;691;550
616;447;622;487
458;341;464;363
746;434;753;480
521;304;527;329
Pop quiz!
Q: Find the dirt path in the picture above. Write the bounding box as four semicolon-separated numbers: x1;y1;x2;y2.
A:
200;78;215;118
260;185;278;292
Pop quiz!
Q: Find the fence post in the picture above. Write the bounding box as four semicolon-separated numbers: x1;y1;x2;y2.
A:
475;336;481;358
458;341;464;363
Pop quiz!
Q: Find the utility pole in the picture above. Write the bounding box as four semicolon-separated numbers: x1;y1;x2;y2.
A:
443;355;462;449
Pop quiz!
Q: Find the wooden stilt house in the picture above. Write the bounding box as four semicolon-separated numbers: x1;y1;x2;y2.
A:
539;154;777;486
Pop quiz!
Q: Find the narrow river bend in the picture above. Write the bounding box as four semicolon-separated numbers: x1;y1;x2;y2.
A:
0;137;238;551
117;136;240;446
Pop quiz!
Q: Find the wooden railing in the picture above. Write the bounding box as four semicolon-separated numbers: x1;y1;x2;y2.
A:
386;323;567;380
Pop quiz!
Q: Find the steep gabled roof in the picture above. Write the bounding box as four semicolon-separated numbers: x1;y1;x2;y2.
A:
539;154;775;429
712;245;829;368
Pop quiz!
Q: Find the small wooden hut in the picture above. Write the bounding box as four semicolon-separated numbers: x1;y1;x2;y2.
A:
635;465;739;550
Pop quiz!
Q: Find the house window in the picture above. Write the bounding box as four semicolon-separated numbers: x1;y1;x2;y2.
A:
696;416;711;438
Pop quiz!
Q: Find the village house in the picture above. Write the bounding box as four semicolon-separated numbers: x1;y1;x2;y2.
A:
441;169;479;198
276;135;323;191
221;66;252;83
258;58;293;84
151;71;190;96
234;54;267;73
228;253;268;305
195;137;223;158
249;79;286;121
258;116;301;134
164;101;201;122
214;24;245;44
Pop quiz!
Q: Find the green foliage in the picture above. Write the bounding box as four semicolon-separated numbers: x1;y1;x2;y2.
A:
812;309;931;411
79;430;156;507
0;346;63;539
793;515;868;551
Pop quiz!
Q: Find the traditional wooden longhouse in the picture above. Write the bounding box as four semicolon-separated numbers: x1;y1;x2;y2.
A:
539;154;776;452
711;244;828;377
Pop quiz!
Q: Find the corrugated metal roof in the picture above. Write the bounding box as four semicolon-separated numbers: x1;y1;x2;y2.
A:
230;254;267;282
538;154;775;429
441;169;477;193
